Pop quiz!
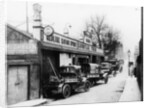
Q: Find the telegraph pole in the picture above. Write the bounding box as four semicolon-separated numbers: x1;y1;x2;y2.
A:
128;50;131;76
26;1;29;33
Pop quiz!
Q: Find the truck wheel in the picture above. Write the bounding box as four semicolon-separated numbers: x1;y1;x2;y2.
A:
89;80;94;87
84;81;90;92
93;81;97;85
113;71;117;77
62;84;71;98
104;76;109;84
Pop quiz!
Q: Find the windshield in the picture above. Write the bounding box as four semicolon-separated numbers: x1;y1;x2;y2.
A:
59;67;78;78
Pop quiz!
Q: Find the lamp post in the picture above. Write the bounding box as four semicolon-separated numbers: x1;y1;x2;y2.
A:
128;50;131;76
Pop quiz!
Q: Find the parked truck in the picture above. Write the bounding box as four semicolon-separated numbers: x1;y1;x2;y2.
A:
43;60;90;98
81;63;109;86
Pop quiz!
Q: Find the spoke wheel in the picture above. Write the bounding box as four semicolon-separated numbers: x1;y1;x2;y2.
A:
62;84;71;98
104;76;109;84
84;81;90;92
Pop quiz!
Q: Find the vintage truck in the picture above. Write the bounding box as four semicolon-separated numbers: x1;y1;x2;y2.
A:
43;64;91;98
81;63;109;86
106;59;120;76
100;62;112;75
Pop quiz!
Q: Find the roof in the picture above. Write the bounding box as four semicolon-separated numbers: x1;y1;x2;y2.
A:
6;24;104;57
7;24;34;40
41;41;103;56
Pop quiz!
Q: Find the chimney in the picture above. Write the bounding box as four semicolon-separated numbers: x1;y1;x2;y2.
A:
33;3;42;41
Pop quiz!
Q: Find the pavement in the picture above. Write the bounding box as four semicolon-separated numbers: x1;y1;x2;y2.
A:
118;59;141;102
119;76;141;102
8;99;50;107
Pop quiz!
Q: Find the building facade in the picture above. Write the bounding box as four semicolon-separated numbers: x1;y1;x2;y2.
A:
6;3;104;105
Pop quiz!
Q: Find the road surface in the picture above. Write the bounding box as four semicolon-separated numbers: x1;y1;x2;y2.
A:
43;67;128;106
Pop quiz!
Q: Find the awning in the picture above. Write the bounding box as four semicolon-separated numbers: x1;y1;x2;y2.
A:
40;41;104;57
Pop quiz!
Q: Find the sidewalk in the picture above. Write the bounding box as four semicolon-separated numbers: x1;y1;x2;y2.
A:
119;76;141;102
8;99;51;107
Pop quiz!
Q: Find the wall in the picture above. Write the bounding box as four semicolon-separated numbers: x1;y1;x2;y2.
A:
7;25;40;104
7;40;38;55
29;64;40;100
7;26;38;55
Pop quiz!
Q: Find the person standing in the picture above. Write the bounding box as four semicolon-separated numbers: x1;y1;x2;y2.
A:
129;62;134;77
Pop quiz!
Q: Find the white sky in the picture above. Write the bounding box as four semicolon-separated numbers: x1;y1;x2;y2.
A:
6;1;141;56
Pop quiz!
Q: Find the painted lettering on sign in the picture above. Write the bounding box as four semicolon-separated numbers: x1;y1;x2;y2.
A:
45;33;102;54
47;36;60;44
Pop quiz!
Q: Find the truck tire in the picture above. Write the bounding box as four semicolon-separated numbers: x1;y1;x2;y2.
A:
89;80;94;87
62;84;71;98
104;76;109;84
93;81;97;85
84;81;90;92
113;71;117;77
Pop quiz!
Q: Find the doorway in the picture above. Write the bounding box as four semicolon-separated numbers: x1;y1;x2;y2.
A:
7;66;28;105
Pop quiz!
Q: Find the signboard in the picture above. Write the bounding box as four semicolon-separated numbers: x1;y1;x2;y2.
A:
45;32;103;54
44;25;54;36
84;36;92;45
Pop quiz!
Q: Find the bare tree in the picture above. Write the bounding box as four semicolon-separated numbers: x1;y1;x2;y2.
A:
103;27;122;59
84;15;108;48
83;15;123;59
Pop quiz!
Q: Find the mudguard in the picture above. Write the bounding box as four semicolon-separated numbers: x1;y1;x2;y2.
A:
103;73;108;78
82;77;88;82
57;83;64;93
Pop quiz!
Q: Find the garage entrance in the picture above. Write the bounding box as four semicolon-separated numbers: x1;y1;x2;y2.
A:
7;66;28;105
42;50;60;85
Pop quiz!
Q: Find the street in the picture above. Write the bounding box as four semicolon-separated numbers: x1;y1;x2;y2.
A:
8;61;142;107
4;2;143;107
8;62;142;107
44;65;128;106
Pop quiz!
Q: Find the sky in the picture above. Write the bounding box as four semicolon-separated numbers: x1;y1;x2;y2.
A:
6;1;142;57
